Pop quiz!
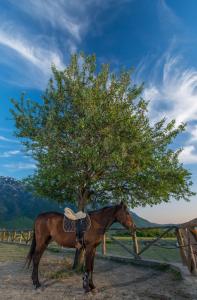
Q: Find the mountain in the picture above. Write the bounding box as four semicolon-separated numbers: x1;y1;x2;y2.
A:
0;176;156;229
131;211;156;228
0;176;62;229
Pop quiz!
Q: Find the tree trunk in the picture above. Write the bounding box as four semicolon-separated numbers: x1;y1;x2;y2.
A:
72;189;89;270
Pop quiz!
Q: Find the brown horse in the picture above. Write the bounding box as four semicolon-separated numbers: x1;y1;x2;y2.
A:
26;201;135;292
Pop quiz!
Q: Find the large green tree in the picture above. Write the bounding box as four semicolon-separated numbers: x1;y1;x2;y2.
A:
11;53;194;211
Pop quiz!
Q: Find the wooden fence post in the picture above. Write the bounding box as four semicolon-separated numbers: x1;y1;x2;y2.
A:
27;231;31;244
19;232;22;243
176;228;187;266
132;230;139;256
188;228;197;275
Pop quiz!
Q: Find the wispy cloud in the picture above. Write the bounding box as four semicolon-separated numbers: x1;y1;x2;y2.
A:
0;28;64;77
0;0;132;89
0;33;64;88
188;125;197;143
139;52;197;164
0;135;18;143
143;55;197;125
179;146;197;164
157;0;181;28
9;0;85;41
2;162;36;170
0;150;20;158
0;0;86;88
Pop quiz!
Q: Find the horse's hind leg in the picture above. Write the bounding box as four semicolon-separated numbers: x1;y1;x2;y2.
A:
83;247;96;292
32;236;51;288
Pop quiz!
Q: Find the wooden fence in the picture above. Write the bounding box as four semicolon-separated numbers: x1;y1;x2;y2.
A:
0;229;33;244
0;219;197;275
102;225;177;258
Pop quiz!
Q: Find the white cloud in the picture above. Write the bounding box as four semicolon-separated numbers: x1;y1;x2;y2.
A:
157;0;181;28
0;29;64;74
2;163;36;170
144;55;197;125
0;26;65;88
0;135;18;143
139;52;197;164
0;0;132;89
187;124;197;143
179;146;197;164
0;150;20;158
0;0;86;88
8;0;130;41
9;0;85;41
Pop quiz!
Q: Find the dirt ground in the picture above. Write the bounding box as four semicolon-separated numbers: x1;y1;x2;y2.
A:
0;243;197;300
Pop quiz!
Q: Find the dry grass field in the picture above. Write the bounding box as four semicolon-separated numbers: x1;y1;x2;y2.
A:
0;243;196;300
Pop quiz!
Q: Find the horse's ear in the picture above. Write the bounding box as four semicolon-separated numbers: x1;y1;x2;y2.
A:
120;201;124;207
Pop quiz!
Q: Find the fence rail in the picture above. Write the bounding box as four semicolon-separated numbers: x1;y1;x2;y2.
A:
0;222;197;276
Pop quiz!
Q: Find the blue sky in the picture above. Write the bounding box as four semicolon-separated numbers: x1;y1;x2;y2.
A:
0;0;197;224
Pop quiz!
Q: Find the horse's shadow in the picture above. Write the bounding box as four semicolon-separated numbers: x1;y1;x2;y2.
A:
39;278;59;289
97;271;160;292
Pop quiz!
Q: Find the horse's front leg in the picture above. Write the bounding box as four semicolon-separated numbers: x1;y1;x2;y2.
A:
89;247;96;290
83;247;96;292
32;240;50;289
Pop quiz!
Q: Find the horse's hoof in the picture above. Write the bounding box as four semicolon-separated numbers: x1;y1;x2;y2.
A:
33;283;41;290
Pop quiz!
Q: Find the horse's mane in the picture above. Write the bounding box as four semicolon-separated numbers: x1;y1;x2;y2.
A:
88;204;117;215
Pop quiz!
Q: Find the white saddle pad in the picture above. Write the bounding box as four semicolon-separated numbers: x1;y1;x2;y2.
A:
64;207;87;220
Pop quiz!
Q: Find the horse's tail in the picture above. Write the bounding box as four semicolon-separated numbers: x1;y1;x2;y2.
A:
25;228;36;268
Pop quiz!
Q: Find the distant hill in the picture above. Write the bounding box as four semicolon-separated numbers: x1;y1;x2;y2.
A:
131;211;156;228
0;176;156;229
0;176;62;229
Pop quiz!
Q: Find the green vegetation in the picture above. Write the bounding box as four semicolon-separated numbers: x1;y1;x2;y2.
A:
0;216;33;229
136;229;176;238
113;229;176;238
11;53;194;211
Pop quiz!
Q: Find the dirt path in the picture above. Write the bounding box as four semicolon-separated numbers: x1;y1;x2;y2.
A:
0;243;196;300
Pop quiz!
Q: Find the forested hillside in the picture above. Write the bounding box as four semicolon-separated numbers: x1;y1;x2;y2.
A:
0;176;155;229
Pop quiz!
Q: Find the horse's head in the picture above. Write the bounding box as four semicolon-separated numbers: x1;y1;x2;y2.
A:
114;201;136;234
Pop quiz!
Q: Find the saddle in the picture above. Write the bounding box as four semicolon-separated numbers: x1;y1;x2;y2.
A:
64;207;87;220
63;208;91;249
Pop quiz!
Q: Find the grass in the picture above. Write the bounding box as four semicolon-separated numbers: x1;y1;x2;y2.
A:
0;243;28;262
44;257;76;279
47;268;74;279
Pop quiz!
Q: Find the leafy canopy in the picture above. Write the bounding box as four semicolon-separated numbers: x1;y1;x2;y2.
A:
10;53;194;209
